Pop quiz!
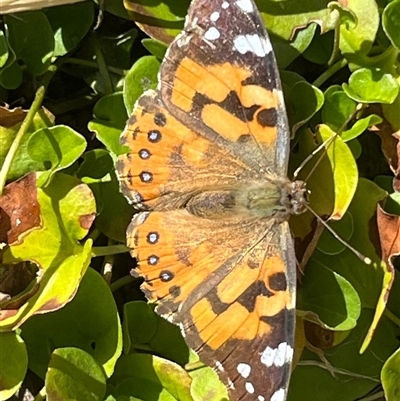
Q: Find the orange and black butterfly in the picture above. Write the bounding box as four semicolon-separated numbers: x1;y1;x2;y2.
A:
117;0;307;400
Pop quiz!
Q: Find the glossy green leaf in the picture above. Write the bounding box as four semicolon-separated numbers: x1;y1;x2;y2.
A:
273;23;317;69
4;11;54;75
0;61;22;90
91;170;132;242
27;125;87;186
76;149;114;184
317;211;354;255
298;258;360;330
302;30;334;65
0;108;54;181
291;125;358;222
88;92;128;156
124;0;187;43
288;80;324;135
142;38;168;59
339;0;379;67
258;1;333;41
343;68;399;104
382;347;400;401
123;55;161;114
0;332;28;400
288;310;399;401
45;1;94;56
0;29;9;68
383;0;400;51
148;312;191;367
123;301;157;352
312;179;386;308
341;114;382;141
110;354;193;401
322;89;357;132
46;347;106;401
1;173;95;330
20;268;122;378
190;365;229;401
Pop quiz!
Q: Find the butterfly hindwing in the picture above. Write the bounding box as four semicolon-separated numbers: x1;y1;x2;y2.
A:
129;209;296;401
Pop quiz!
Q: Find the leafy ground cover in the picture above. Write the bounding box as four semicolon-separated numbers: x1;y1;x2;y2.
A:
0;0;400;400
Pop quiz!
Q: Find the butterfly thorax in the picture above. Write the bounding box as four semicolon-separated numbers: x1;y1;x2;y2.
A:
186;178;307;221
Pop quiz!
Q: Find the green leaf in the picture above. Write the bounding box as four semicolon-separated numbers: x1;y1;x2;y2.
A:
291;125;358;222
76;149;114;184
382;347;400;401
1;173;95;330
274;23;317;69
341;114;382;141
298;258;361;330
0;332;28;400
123;55;161;114
4;11;54;75
0;29;9;68
27;125;87;186
110;354;193;401
190;365;229;401
288;80;324;135
343;68;399;104
88;92;128;156
45;1;94;56
322;89;357;132
258;1;334;41
142;38;168;59
91;170;132;242
123;301;157;352
0;108;54;181
383;0;400;51
339;0;379;67
123;0;187;43
20;268;122;378
0;61;22;90
288;310;399;401
46;347;106;401
317;211;354;255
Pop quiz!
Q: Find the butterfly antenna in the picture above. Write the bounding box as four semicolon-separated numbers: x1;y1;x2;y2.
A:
293;134;337;180
304;203;372;265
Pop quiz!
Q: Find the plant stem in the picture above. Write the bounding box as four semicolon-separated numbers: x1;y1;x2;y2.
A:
92;244;129;257
92;33;113;95
64;57;128;76
313;58;348;88
32;387;46;401
0;65;57;195
384;308;400;328
110;274;135;292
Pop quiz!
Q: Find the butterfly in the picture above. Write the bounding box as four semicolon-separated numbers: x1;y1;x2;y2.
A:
117;0;308;400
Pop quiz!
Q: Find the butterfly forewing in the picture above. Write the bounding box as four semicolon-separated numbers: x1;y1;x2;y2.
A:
118;0;301;400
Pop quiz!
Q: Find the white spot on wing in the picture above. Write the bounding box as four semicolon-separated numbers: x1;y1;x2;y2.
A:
233;34;271;57
222;1;229;8
258;396;265;401
260;342;293;367
204;27;220;40
236;0;254;12
271;388;286;401
135;212;149;225
215;361;225;372
245;382;255;394
177;33;191;47
228;378;235;390
237;363;251;378
210;11;220;21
